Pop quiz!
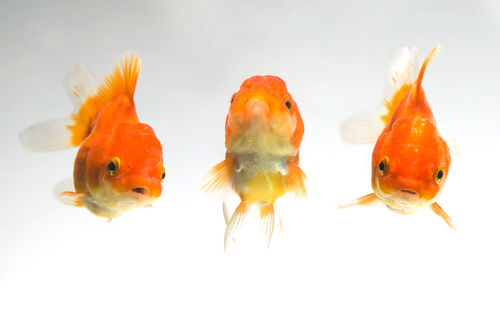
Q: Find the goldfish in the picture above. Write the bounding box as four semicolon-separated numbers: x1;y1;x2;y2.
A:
340;46;455;229
202;75;307;249
20;53;165;219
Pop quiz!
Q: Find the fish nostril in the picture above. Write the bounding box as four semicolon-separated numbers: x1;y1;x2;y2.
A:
400;189;417;195
132;187;148;195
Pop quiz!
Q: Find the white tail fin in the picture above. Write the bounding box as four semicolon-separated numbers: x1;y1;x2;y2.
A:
340;107;385;144
20;64;96;152
341;47;421;144
19;117;73;152
63;64;96;113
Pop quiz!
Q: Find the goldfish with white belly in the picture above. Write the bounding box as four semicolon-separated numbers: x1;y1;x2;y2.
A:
20;53;165;219
202;76;307;249
340;46;455;229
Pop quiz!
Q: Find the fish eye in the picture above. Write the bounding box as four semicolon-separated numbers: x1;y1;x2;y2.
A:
435;169;444;184
378;158;388;176
108;157;120;176
161;169;166;182
285;100;292;110
230;94;235;104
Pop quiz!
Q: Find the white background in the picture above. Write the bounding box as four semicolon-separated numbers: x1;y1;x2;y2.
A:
1;0;500;309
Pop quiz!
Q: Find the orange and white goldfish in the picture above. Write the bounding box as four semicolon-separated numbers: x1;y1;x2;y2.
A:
20;53;165;219
202;75;307;248
340;46;455;229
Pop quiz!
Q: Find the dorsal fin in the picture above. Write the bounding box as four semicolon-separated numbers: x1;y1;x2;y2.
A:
414;45;440;100
67;53;141;146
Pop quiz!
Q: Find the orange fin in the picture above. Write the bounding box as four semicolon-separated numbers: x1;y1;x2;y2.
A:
57;191;85;207
285;163;307;198
224;202;248;251
67;53;141;147
338;193;379;209
415;45;439;98
430;202;456;230
200;158;235;195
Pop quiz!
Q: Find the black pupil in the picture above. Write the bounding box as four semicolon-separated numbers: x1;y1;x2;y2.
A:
230;96;235;104
162;172;166;179
108;161;116;171
285;100;292;110
437;170;443;179
379;161;385;171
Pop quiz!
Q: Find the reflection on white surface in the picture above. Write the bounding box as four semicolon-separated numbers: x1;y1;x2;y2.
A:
1;0;499;309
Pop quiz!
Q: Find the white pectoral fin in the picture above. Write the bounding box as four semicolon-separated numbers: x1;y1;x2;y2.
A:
340;107;385;144
20;117;74;152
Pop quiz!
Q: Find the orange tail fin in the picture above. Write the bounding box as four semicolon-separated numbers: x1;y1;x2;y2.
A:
20;53;141;152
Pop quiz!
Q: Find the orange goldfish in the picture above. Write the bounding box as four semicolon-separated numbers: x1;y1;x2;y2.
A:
340;46;455;229
20;54;165;219
202;76;306;248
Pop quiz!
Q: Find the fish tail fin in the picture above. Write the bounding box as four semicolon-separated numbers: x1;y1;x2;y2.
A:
338;193;379;209
20;53;141;152
341;47;419;144
381;46;421;125
430;202;456;230
259;204;276;247
415;45;440;98
224;201;249;251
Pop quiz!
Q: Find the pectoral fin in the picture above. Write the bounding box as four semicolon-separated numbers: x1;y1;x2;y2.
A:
430;202;456;230
338;193;379;209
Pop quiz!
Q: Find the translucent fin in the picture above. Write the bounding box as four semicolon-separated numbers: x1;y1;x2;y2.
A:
447;136;461;157
430;202;456;230
340;107;386;144
224;202;248;251
222;201;231;225
54;178;85;207
19;117;74;152
338;193;379;209
285;163;307;198
259;204;275;247
63;64;96;112
200;158;235;195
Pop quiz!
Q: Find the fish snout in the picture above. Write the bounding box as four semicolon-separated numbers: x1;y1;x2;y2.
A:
246;98;269;121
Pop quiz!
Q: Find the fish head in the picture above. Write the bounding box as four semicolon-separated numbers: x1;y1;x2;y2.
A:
86;122;165;210
371;117;450;213
225;75;304;154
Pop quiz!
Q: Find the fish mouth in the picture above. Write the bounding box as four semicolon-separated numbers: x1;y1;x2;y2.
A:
400;189;417;195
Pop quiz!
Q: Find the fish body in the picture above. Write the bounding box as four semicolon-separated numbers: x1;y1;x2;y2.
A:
341;46;454;228
21;54;165;219
203;76;306;248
